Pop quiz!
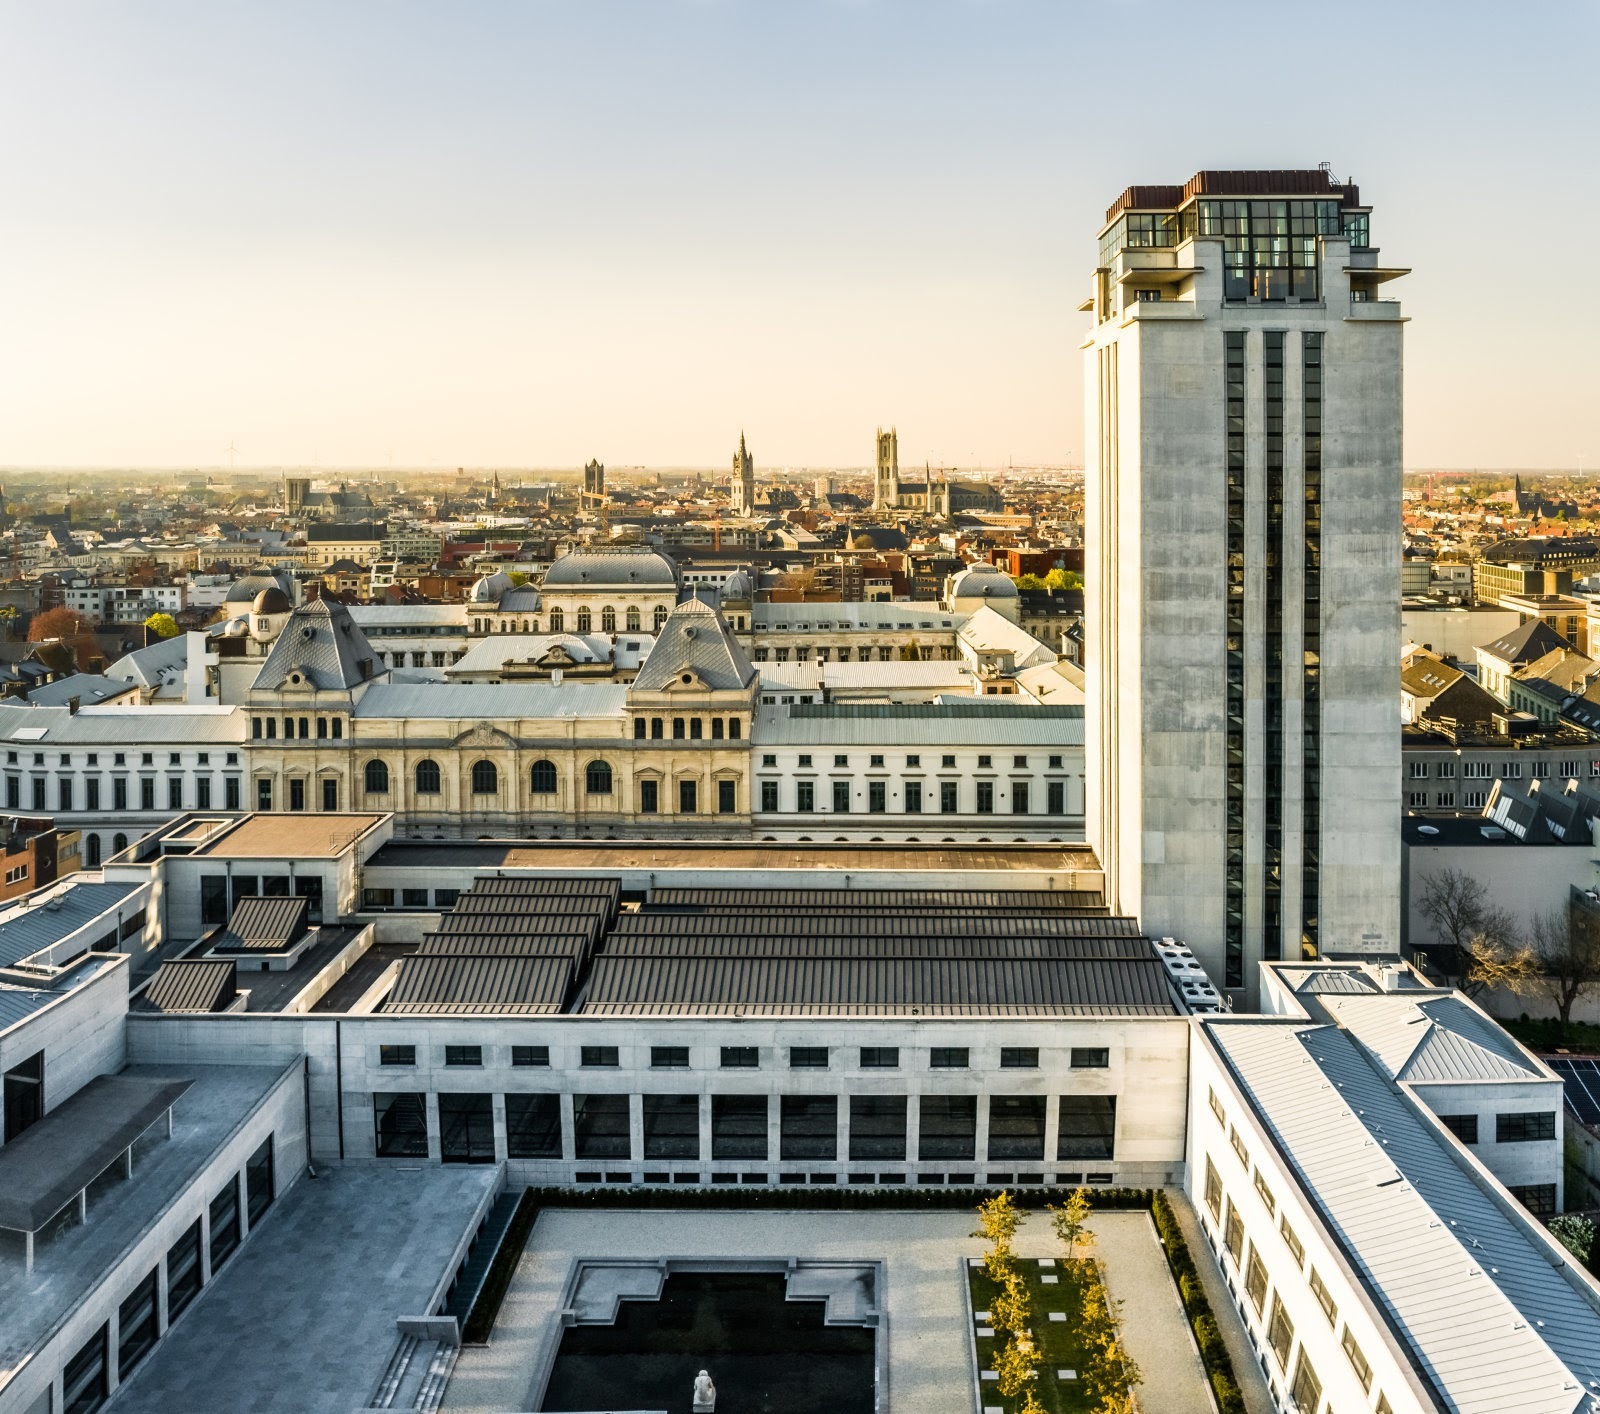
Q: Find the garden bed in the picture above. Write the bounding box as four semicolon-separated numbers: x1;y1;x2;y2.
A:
967;1257;1103;1414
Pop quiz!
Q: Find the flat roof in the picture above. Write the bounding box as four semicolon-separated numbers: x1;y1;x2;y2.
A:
185;812;387;859
0;1064;295;1382
364;839;1099;874
109;1164;500;1414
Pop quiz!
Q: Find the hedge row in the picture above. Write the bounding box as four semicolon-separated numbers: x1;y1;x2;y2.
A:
1151;1191;1247;1414
461;1188;540;1345
518;1182;1155;1212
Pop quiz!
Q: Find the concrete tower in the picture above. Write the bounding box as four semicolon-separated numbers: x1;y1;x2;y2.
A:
731;431;755;516
873;427;899;510
1083;168;1404;997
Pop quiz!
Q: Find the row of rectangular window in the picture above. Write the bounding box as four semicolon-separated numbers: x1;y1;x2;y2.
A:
1407;759;1596;780
1438;1110;1555;1145
757;779;1071;815
381;1044;1111;1070
1204;1155;1364;1414
61;1137;275;1414
251;715;344;740
4;775;241;813
375;1091;1117;1163
631;716;743;741
6;750;235;768
769;753;1061;770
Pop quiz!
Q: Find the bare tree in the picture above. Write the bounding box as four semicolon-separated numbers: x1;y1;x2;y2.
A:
1529;904;1600;1027
1417;868;1489;953
1457;912;1538;1000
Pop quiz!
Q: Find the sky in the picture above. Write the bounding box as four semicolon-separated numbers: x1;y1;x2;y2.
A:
1;1;1597;472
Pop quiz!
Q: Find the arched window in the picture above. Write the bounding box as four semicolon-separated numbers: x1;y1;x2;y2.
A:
113;833;128;855
415;759;441;795
85;833;101;867
601;606;616;633
550;607;565;632
522;619;530;633
530;760;557;794
586;760;613;796
577;606;592;633
471;760;498;795
653;605;668;631
364;759;389;794
626;606;641;632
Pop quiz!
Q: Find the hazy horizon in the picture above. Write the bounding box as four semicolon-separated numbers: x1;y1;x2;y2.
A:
3;2;1597;472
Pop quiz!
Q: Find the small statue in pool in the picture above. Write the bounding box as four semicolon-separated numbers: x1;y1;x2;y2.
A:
692;1368;716;1412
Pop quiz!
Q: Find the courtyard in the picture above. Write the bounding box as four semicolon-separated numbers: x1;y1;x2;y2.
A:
442;1200;1230;1414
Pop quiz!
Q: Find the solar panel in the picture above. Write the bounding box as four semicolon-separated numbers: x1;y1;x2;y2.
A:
1550;1056;1600;1127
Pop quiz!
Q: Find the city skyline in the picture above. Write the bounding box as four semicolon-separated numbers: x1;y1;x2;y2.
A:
2;1;1597;471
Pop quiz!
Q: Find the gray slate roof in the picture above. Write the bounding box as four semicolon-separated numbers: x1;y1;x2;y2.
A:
1479;618;1570;666
0;704;244;747
250;598;384;692
632;597;756;692
24;673;137;707
543;545;676;588
352;681;628;720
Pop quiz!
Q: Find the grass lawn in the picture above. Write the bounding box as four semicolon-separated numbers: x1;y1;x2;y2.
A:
968;1257;1102;1414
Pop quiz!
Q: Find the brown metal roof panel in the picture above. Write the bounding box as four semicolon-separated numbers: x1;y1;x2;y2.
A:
385;953;571;1013
135;958;238;1013
214;895;309;951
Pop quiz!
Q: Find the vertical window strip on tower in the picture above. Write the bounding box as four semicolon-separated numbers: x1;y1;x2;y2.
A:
1301;332;1323;958
1263;332;1285;961
1224;331;1247;987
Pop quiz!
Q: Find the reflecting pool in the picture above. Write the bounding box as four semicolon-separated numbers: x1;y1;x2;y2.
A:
541;1270;875;1414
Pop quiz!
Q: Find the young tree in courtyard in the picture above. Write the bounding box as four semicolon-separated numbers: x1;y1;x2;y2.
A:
993;1330;1040;1399
973;1190;1022;1282
1080;1272;1143;1414
143;611;179;640
990;1268;1031;1336
1049;1186;1096;1261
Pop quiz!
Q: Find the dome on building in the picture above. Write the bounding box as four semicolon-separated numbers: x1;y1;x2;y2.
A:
849;527;909;552
719;569;753;603
224;569;290;606
223;616;251;637
252;586;292;616
543;545;676;590
948;563;1019;601
468;570;515;604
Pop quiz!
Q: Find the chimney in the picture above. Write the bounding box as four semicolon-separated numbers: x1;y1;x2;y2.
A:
67;695;79;715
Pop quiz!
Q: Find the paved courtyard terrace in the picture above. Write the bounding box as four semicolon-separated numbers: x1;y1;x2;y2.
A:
442;1200;1232;1414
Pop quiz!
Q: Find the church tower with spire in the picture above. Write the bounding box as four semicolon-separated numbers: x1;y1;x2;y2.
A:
730;431;756;516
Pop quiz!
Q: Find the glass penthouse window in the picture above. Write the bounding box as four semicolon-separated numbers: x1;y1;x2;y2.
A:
1098;209;1182;267
1195;198;1341;301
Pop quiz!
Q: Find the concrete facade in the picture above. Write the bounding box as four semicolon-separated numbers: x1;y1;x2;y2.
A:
1085;172;1403;997
123;1012;1189;1189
